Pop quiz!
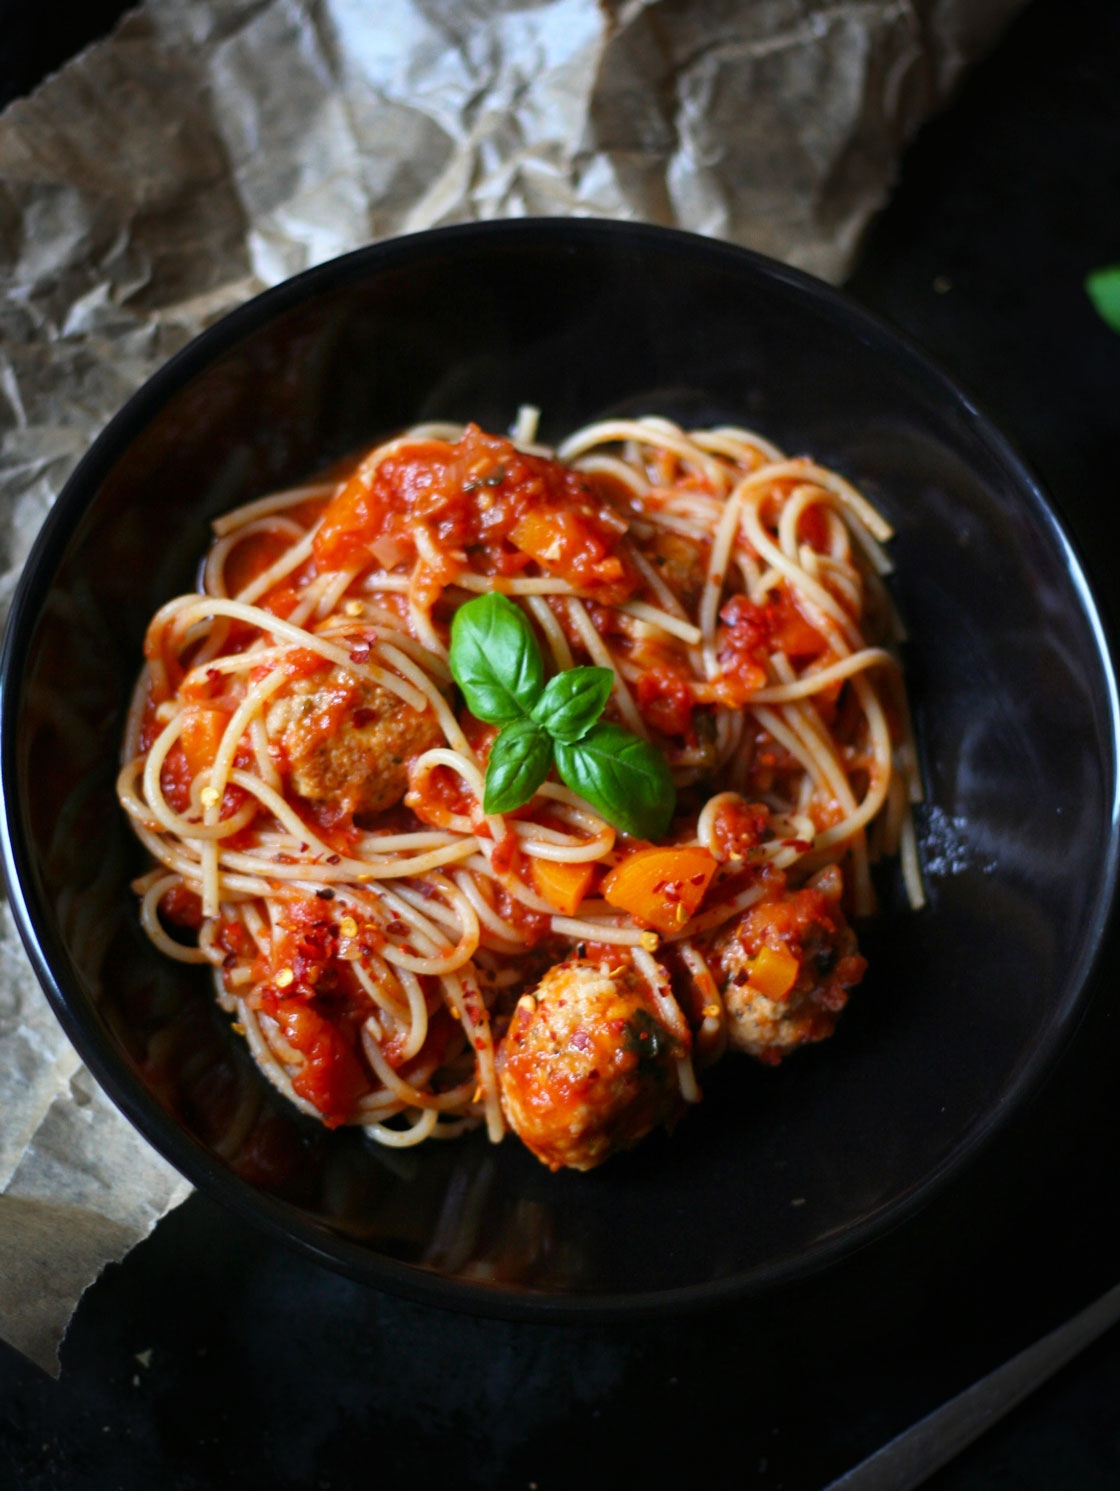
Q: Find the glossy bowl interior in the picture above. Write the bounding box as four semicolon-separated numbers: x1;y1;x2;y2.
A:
2;220;1117;1315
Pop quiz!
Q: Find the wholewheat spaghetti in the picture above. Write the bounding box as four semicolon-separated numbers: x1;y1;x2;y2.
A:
119;411;922;1171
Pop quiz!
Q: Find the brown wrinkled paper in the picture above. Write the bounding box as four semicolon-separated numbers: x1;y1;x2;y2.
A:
0;0;1024;1373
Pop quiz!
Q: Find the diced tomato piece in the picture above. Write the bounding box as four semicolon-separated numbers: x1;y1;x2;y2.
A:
160;884;203;929
180;704;231;778
711;799;772;861
768;587;829;662
264;996;368;1127
313;440;459;570
159;743;193;812
216;917;255;956
797;503;829;552
313;471;391;570
634;667;694;737
716;594;771;700
513;509;627;587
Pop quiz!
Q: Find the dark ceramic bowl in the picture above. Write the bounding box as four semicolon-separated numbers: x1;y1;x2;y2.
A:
2;220;1117;1316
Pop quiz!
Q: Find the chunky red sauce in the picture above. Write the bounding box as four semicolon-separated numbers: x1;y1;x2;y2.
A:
314;425;639;601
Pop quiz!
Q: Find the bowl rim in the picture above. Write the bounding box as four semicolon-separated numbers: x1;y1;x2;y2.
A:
2;215;1118;1319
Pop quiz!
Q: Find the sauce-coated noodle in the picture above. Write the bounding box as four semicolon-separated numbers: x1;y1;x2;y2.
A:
119;411;921;1171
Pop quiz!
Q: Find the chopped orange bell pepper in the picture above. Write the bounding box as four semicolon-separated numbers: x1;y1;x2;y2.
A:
602;846;717;935
530;858;595;916
510;510;624;585
746;943;800;1001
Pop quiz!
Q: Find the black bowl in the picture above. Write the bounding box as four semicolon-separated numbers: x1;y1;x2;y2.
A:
2;219;1117;1316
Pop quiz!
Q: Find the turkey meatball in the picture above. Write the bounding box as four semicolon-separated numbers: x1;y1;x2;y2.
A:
496;958;685;1172
267;667;442;817
710;869;866;1064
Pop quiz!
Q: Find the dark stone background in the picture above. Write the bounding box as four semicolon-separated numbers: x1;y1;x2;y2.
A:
1;0;1118;1486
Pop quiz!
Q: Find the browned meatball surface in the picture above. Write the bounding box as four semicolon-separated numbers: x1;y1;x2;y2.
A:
496;958;685;1172
709;869;867;1064
267;668;442;817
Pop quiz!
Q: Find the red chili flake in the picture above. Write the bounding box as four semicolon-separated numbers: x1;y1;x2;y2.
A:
353;708;376;727
689;872;707;886
326;854;341;865
349;642;371;664
315;888;335;900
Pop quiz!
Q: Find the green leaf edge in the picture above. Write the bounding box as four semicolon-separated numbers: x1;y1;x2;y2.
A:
554;724;676;840
1085;264;1120;334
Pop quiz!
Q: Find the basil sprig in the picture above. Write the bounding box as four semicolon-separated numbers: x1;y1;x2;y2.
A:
448;593;676;836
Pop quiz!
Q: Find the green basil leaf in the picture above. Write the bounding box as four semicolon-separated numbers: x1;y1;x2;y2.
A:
1086;265;1120;333
531;666;613;743
482;720;553;815
554;722;676;839
449;593;545;724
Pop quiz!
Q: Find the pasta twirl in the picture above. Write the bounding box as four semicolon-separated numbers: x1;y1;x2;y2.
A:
118;411;921;1171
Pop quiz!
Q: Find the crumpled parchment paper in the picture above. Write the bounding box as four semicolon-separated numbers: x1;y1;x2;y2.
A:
0;0;1025;1373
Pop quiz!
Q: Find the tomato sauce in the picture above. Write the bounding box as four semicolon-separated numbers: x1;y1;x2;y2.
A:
313;424;638;602
635;665;695;738
261;995;368;1127
711;799;773;861
160;884;203;929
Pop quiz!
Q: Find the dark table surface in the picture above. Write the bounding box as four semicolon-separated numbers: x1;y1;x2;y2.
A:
2;0;1119;1487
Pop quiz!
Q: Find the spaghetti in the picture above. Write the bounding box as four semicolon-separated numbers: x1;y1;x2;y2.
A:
119;411;922;1171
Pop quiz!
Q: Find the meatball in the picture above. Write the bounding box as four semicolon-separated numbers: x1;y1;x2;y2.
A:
496;958;684;1171
710;870;866;1064
267;668;442;817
